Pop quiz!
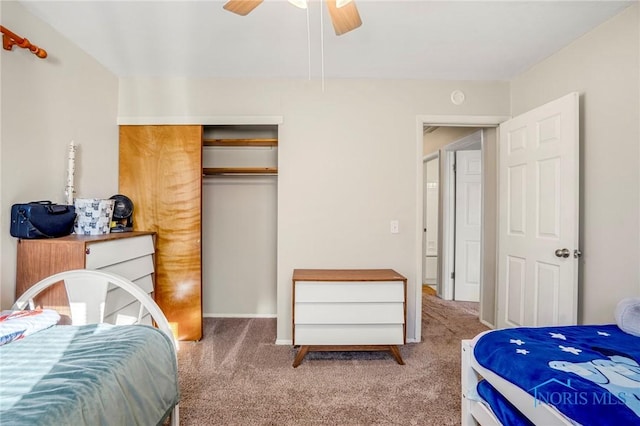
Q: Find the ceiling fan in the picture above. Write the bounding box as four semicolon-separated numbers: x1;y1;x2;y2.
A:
223;0;362;36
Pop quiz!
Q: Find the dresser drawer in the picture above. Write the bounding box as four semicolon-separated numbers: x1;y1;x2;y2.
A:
294;324;404;345
103;303;153;326
86;235;154;269
104;274;154;295
295;281;404;303
295;302;404;325
104;286;139;320
98;255;154;284
103;294;142;325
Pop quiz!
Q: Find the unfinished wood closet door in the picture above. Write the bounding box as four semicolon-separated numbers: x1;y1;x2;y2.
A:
119;125;202;340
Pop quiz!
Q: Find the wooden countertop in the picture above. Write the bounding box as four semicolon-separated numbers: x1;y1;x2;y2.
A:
18;231;155;244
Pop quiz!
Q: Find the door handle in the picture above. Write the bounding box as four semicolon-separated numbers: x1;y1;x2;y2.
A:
555;248;570;258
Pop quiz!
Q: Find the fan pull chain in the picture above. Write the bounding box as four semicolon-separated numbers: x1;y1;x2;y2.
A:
306;5;311;80
319;0;325;92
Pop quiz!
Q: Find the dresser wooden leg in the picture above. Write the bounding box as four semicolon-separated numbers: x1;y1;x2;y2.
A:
389;345;405;365
292;345;310;368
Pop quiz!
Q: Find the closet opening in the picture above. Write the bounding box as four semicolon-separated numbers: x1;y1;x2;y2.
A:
202;125;278;318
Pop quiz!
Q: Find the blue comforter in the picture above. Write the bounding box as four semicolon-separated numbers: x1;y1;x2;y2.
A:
474;324;640;425
0;323;179;426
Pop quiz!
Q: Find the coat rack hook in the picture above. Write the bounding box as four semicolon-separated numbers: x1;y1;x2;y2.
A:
0;25;47;59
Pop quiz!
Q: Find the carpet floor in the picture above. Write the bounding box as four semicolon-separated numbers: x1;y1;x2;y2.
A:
176;294;488;425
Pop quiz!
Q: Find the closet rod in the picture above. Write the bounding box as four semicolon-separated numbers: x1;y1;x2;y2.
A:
203;167;277;176
1;25;47;58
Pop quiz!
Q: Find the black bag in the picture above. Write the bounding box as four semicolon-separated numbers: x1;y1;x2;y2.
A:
10;201;76;239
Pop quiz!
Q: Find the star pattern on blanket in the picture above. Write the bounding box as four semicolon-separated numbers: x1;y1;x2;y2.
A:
559;345;582;355
549;332;566;340
502;331;612;358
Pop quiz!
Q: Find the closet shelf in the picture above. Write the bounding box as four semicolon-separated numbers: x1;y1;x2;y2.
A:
203;167;278;176
203;138;278;147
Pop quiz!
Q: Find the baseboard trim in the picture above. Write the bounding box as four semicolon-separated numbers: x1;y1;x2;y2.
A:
479;318;495;329
276;339;293;346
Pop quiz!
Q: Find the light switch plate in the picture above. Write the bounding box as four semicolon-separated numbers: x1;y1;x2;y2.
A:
390;220;399;234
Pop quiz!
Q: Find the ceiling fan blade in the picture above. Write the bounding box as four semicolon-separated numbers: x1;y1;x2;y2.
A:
223;0;264;16
326;0;362;36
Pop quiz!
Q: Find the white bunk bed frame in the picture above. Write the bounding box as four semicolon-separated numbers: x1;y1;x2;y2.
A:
12;269;180;426
461;335;573;426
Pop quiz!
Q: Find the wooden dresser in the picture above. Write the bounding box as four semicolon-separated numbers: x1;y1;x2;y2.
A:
292;269;407;367
16;232;156;322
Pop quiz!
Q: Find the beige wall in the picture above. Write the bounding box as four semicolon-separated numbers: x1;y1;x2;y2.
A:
118;78;511;342
0;14;3;290
0;1;119;307
203;176;277;317
423;127;479;156
510;4;640;323
480;128;497;327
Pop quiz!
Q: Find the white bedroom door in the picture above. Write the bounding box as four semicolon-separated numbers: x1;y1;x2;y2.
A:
497;92;579;328
454;150;482;302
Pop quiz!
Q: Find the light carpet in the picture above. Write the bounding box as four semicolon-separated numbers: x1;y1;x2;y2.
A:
176;294;488;425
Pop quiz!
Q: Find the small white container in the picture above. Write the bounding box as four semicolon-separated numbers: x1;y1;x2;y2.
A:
74;198;115;235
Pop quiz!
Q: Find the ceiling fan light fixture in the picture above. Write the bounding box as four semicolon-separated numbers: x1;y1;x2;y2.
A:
288;0;308;9
225;0;362;36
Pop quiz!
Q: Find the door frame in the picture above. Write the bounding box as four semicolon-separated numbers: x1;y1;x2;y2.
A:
415;115;509;342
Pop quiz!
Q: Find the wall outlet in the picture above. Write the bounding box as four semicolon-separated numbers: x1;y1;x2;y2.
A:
390;220;399;234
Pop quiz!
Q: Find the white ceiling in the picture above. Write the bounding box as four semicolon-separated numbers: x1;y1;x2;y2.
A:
19;0;634;80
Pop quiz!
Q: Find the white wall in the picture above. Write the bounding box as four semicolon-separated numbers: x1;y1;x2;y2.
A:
203;176;277;317
119;78;511;342
0;2;119;308
511;4;640;323
0;8;4;289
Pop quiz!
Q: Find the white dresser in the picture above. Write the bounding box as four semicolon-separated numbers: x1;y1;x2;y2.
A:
16;232;156;324
292;269;407;367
